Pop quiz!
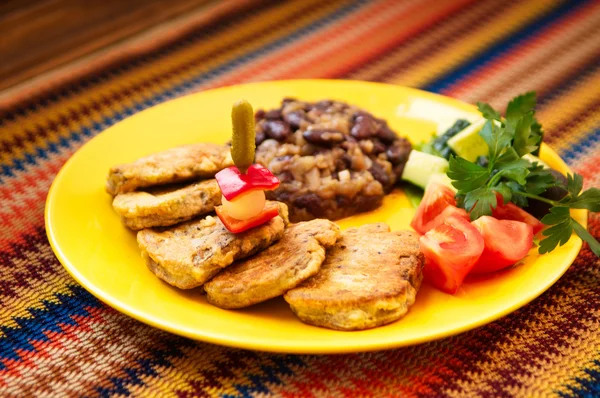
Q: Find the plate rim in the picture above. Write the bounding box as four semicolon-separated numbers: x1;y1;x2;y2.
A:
44;79;584;354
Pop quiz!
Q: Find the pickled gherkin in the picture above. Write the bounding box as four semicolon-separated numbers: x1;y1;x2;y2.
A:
231;99;256;173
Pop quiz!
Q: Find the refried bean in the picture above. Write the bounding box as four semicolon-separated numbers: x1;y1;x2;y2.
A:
254;99;412;222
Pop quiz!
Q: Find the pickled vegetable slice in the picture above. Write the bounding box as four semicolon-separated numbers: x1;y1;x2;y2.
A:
215;164;279;201
231;99;256;173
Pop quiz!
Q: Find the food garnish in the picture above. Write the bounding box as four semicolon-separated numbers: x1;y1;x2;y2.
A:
420;214;484;294
410;180;457;235
419;119;471;159
230;99;256;174
401;149;449;189
215;202;280;234
446;92;600;256
471;216;533;274
410;92;599;294
216;164;279;201
491;193;543;235
215;100;280;233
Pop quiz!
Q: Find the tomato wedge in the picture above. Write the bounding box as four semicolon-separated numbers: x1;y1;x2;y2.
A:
420;215;484;294
470;216;533;274
492;194;543;235
215;202;279;233
411;181;457;235
423;205;469;234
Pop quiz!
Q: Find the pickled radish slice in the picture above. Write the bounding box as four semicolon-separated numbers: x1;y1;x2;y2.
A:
221;190;266;220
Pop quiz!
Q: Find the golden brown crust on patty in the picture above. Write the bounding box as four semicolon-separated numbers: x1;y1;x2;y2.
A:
106;143;233;195
112;179;222;230
204;219;340;309
138;202;289;289
284;223;423;330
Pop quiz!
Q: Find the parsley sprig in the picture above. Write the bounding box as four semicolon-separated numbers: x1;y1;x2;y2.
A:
447;92;600;257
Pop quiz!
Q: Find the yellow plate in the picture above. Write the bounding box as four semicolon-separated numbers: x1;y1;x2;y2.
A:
45;80;585;354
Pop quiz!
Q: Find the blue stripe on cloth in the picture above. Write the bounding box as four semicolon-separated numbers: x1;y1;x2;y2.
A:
559;126;600;164
422;0;590;94
560;359;600;398
95;341;196;398
0;285;102;370
0;282;197;395
230;356;306;398
539;58;600;107
0;0;367;181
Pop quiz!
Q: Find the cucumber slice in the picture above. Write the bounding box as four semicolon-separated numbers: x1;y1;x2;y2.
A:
401;150;449;189
447;118;488;162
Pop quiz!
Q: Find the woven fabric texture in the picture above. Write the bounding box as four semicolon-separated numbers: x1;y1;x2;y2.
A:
1;0;600;396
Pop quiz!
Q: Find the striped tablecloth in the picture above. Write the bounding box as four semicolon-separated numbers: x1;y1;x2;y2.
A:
2;0;599;396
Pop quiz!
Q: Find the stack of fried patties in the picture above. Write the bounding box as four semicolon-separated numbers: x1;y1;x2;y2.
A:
106;143;423;331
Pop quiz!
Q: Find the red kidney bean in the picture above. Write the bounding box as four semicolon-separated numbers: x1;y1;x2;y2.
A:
351;115;376;139
283;110;305;129
264;120;291;141
315;100;333;110
265;109;282;120
371;139;387;154
369;161;390;188
377;126;398;143
255;130;267;146
302;129;345;146
386;139;412;165
255;109;265;121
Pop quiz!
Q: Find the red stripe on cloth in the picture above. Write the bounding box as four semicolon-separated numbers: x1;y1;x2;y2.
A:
0;155;70;249
442;0;600;98
202;0;474;88
573;155;600;185
0;306;105;382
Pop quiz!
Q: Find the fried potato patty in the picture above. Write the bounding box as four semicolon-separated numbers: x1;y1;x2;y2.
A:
284;223;423;330
106;143;233;195
204;219;340;309
138;202;289;289
112;179;221;230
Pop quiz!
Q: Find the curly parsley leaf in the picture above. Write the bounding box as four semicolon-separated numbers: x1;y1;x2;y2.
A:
539;206;600;256
513;112;539;157
495;160;530;185
447;91;600;257
505;181;529;208
506;92;537;119
477;102;501;121
448;155;490;193
464;186;497;220
563;187;600;211
530;118;544;155
565;173;583;197
495;147;521;165
505;92;536;134
572;221;600;257
524;163;556;195
494;182;512;204
539;207;572;254
535;175;600;255
479;120;511;164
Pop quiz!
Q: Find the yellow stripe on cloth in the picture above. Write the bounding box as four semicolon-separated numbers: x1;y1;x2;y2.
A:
0;0;348;164
537;68;600;151
387;0;560;88
345;0;502;81
445;292;600;397
453;5;600;106
131;346;284;397
0;243;75;334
